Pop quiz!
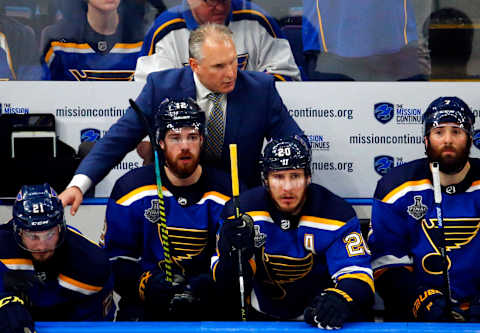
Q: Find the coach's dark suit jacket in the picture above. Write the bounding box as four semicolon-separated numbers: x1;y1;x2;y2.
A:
76;67;303;188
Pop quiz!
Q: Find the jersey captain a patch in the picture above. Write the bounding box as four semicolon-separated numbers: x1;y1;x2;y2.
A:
407;195;428;220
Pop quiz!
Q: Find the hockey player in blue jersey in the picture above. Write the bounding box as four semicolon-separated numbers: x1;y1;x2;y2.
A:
41;0;143;81
103;97;238;320
369;96;480;322
0;183;115;333
212;136;374;327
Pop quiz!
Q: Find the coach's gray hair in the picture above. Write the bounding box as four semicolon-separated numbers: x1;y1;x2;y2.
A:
189;23;234;60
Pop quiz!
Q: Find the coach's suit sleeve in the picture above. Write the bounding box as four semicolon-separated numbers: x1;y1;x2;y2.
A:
265;78;303;139
75;75;158;185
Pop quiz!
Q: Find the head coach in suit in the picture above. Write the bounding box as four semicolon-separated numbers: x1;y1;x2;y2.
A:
59;23;304;215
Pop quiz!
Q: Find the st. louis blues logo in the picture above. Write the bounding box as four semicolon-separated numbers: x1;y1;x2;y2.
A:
473;129;480;150
374;155;394;176
81;128;101;142
374;102;394;124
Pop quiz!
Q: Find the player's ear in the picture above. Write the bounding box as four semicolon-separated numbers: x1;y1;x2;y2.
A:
159;140;165;150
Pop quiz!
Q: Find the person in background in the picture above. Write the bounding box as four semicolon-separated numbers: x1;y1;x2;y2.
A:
103;98;238;320
213;136;374;326
41;0;144;80
59;23;303;216
369;96;480;321
0;183;114;333
134;0;301;83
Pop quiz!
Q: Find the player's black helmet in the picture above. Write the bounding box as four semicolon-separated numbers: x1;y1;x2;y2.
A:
12;183;66;251
260;136;311;186
423;97;475;136
154;97;206;142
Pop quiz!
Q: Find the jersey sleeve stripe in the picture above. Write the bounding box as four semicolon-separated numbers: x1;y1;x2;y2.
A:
58;274;102;295
466;180;480;192
336;272;375;292
0;258;34;270
232;9;277;38
298;216;345;231
116;185;170;205
148;18;186;55
111;42;143;53
198;191;230;205
382;179;432;203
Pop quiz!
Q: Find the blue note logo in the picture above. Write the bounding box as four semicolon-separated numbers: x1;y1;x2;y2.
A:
374;155;395;176
374;102;394;124
473;129;480;150
80;128;101;142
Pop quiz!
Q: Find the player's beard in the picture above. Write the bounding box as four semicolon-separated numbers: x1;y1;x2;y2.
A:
164;149;200;179
426;138;471;174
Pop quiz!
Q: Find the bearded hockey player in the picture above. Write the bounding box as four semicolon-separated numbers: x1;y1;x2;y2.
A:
0;183;115;333
369;96;480;322
212;136;374;328
103;97;238;320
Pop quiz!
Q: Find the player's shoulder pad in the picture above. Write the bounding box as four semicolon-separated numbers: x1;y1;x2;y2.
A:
0;229;29;264
109;164;156;201
374;158;430;201
230;0;282;38
60;229;111;293
41;18;86;51
306;183;356;224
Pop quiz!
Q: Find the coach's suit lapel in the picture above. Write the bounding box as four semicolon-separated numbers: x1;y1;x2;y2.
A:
224;73;243;149
183;68;197;99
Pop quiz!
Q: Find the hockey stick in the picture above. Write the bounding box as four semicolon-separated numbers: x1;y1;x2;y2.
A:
431;162;452;310
129;99;173;283
229;144;247;321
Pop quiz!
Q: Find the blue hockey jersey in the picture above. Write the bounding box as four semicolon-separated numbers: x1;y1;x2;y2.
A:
303;0;418;57
41;14;143;81
212;184;374;319
369;158;480;302
103;164;233;278
0;224;115;321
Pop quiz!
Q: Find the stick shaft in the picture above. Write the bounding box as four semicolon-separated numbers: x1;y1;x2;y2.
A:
229;144;247;321
431;162;452;305
129;99;173;283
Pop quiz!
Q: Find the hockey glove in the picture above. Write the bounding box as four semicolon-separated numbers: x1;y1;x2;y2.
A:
218;214;254;259
468;296;480;322
304;288;353;330
138;270;185;310
412;287;447;321
3;270;39;307
0;294;35;333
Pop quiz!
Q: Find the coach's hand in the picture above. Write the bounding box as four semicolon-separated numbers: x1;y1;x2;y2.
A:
58;186;83;216
304;288;353;329
0;294;35;333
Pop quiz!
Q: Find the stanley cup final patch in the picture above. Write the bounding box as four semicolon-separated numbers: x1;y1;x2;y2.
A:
407;195;428;220
144;199;160;223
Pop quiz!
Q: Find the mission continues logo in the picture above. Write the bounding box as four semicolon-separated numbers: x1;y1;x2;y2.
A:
374;155;406;176
81;128;101;142
307;134;330;151
0;102;30;114
473;129;480;150
374;102;422;125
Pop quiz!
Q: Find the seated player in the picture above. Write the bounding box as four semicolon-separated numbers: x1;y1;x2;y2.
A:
134;0;301;83
212;136;374;327
369;97;480;322
41;0;143;81
0;183;115;333
102;98;239;320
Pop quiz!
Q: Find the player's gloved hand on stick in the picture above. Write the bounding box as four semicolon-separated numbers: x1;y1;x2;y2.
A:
468;296;480;322
218;214;254;258
138;269;185;309
0;294;35;333
304;288;353;330
412;287;448;321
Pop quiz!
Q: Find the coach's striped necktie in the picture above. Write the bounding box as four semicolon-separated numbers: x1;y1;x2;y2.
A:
205;92;224;159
